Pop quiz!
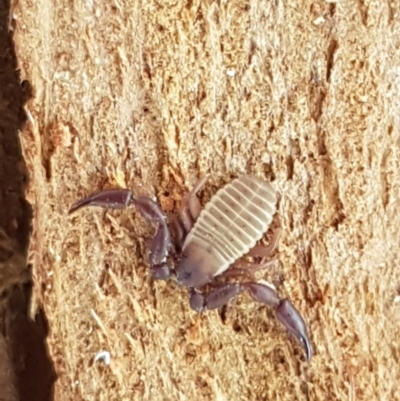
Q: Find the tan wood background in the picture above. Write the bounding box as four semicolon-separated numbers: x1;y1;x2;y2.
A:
8;0;400;399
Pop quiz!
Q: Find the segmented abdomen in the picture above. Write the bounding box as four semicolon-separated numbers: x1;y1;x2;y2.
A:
182;176;277;276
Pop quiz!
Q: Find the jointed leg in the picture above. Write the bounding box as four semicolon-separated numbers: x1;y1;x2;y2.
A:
169;214;186;253
188;281;313;361
231;258;277;273
213;266;257;282
246;226;282;258
178;175;210;232
226;226;281;279
205;260;278;285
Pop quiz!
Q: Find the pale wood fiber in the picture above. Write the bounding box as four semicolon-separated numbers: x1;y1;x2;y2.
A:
13;0;400;400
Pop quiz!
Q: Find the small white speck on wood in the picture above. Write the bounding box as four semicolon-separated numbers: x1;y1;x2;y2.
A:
94;350;111;365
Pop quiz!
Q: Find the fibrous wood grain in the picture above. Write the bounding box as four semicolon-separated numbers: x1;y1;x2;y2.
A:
12;0;400;400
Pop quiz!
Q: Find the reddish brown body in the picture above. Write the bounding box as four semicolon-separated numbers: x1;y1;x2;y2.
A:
69;175;313;361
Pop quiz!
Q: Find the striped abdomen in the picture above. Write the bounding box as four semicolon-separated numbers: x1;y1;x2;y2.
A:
182;176;277;277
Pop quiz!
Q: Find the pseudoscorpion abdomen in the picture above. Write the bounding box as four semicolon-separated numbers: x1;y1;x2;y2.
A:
183;176;277;275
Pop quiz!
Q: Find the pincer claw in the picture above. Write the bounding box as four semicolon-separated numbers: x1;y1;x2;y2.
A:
275;299;313;361
69;188;134;214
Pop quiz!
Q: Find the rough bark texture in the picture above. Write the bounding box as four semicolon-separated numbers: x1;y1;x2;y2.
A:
0;0;56;400
8;0;400;400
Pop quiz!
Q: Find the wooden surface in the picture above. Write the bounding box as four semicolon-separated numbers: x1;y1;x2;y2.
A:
11;0;400;399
